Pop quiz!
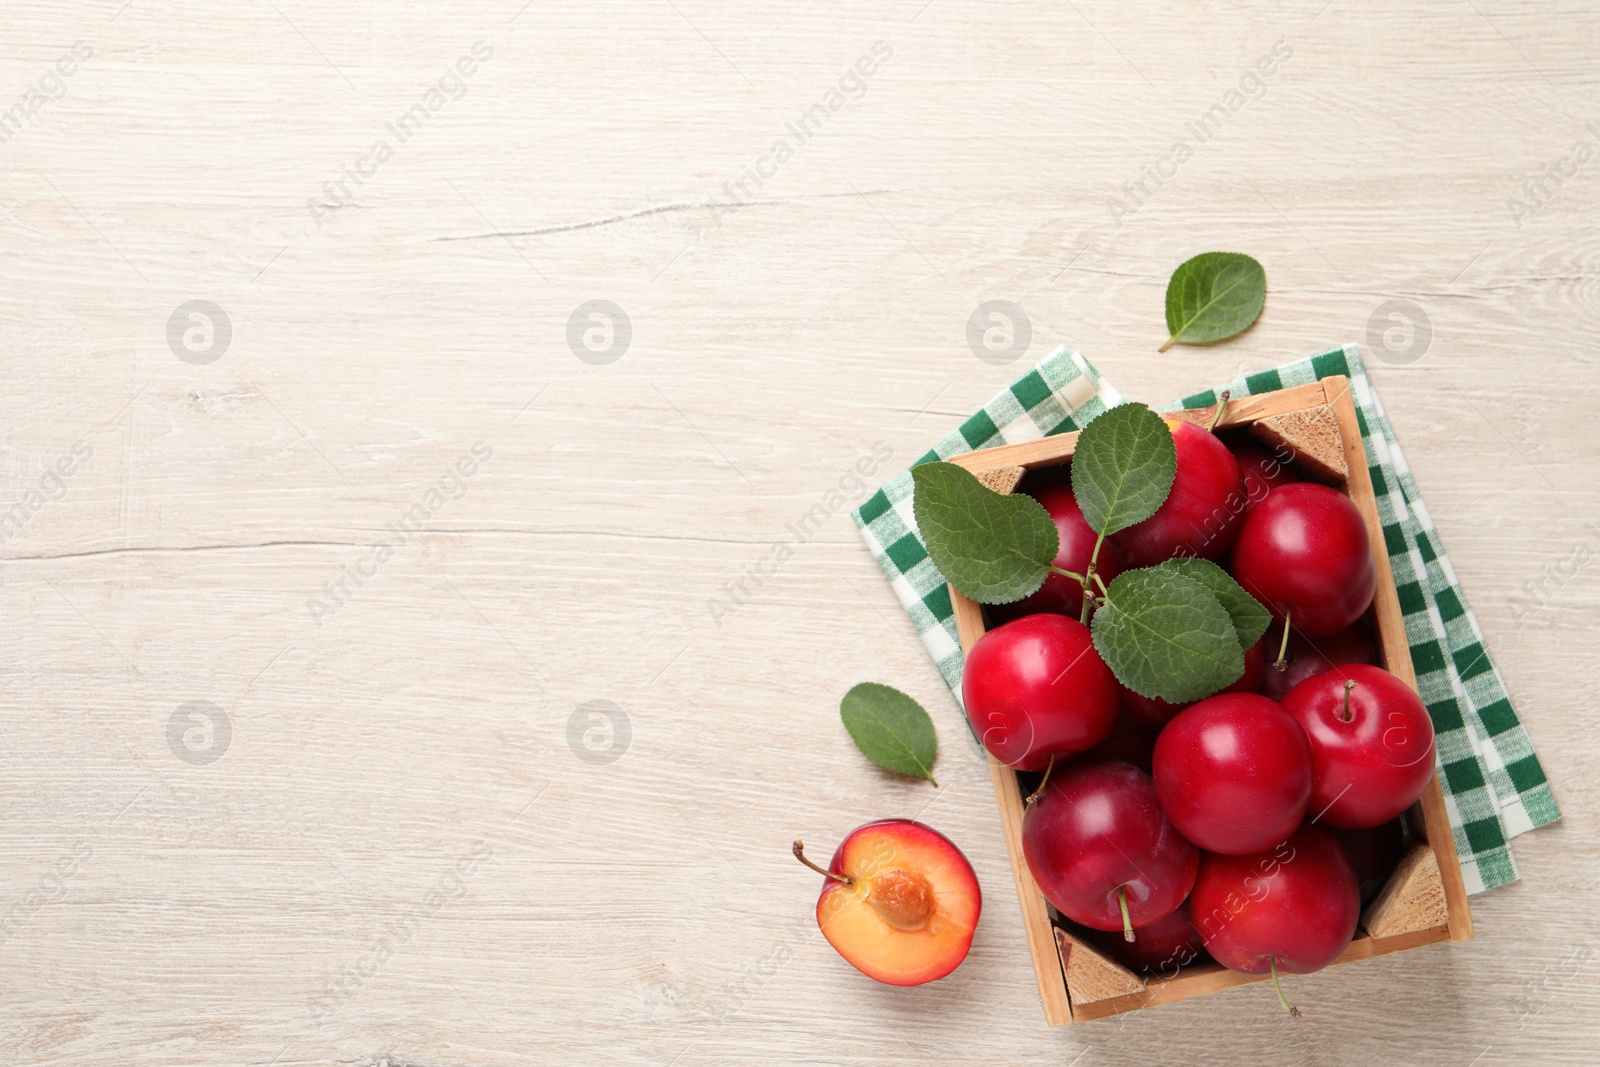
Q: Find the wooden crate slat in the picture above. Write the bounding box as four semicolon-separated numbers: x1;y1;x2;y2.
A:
1324;375;1474;943
1066;924;1453;1021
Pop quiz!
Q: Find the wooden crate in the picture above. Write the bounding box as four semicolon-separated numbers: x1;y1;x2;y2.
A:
942;375;1474;1024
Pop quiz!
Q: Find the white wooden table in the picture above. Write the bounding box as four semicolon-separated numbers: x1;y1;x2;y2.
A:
2;2;1597;1063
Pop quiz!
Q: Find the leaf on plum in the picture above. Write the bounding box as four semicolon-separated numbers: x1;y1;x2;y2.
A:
1091;568;1245;702
911;461;1058;605
1151;557;1271;651
1070;403;1177;537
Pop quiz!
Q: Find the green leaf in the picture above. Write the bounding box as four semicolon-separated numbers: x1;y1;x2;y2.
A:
1160;252;1266;351
911;461;1059;605
1091;569;1244;702
1152;558;1272;651
1070;403;1178;537
839;683;939;786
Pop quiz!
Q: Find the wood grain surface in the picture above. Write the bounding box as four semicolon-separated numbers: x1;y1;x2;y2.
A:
1;1;1596;1064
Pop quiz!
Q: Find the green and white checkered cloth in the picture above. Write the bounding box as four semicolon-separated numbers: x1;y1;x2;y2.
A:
852;344;1559;894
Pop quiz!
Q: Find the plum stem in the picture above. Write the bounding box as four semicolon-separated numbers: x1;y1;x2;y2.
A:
793;840;852;886
1340;679;1357;722
1024;754;1057;806
1048;565;1087;584
1117;886;1134;943
1274;607;1294;671
1269;958;1301;1018
1206;390;1231;432
1080;531;1108;625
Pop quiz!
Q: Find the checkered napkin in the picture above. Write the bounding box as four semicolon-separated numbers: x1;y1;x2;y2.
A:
851;345;1559;894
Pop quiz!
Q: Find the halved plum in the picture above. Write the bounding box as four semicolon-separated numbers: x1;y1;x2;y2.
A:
800;819;981;986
